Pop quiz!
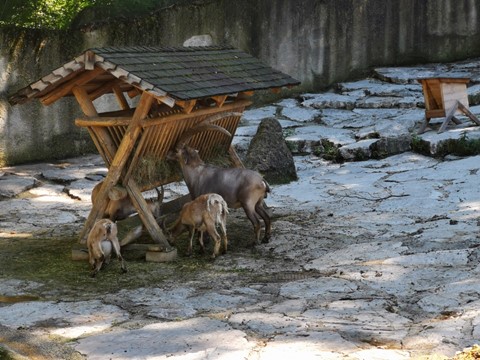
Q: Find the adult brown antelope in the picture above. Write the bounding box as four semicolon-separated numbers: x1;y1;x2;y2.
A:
168;113;271;246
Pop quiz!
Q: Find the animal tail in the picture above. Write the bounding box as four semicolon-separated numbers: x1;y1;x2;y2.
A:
207;195;229;224
263;180;271;198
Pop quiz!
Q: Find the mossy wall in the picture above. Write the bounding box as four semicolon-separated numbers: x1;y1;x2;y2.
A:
2;0;480;165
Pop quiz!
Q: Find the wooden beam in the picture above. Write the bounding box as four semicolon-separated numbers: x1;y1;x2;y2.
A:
212;95;227;107
127;88;141;98
72;86;98;117
40;67;105;106
88;78;120;101
113;85;131;110
176;99;196;114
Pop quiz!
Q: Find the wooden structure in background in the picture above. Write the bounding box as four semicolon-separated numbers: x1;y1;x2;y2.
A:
9;46;299;258
418;77;480;133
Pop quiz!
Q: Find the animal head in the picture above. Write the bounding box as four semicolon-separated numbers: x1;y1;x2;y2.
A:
167;145;204;167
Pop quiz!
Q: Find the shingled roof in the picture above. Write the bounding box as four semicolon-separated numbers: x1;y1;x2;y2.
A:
9;46;300;106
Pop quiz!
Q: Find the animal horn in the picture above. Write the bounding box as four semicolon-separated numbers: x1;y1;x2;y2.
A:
175;111;241;149
176;123;232;149
201;112;243;125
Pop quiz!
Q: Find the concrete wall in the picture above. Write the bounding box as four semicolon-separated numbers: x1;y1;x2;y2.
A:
2;0;480;165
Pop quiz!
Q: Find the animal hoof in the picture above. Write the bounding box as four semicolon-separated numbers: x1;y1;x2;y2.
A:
262;237;270;244
121;268;128;274
90;272;97;278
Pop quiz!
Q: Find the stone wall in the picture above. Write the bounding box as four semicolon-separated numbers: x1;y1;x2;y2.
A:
2;0;480;165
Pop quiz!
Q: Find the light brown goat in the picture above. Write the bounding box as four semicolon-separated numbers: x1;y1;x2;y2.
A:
168;193;228;258
91;181;163;222
86;219;127;277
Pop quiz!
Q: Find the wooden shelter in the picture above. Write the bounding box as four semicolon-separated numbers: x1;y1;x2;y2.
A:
9;46;299;256
418;76;480;133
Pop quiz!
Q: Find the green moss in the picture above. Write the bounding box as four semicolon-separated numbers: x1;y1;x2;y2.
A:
0;346;15;360
320;140;342;162
437;134;480;157
411;134;431;156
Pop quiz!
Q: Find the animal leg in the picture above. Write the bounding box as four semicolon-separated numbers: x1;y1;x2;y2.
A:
111;239;127;274
219;219;228;254
91;257;104;278
255;201;271;243
187;228;195;256
243;207;261;246
197;231;206;254
205;223;221;259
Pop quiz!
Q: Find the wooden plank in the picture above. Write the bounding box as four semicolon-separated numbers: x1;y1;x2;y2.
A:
425;109;446;118
76;117;131;127
441;82;469;113
40;67;105;106
141;99;251;127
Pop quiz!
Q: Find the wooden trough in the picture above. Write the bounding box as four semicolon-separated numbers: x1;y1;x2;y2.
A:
9;46;299;260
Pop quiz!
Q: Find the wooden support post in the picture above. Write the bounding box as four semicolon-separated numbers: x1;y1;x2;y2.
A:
438;101;459;133
124;178;173;251
418;116;430;134
78;92;154;243
458;102;480;126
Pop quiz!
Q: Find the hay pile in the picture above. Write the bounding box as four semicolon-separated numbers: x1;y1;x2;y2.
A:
453;345;480;360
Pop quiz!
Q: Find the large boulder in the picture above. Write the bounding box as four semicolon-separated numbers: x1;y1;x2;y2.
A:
244;118;297;184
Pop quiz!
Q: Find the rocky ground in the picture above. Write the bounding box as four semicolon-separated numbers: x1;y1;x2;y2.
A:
3;59;480;359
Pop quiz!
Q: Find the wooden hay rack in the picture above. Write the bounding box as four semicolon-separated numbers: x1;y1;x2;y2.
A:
8;46;300;260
